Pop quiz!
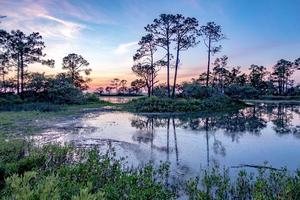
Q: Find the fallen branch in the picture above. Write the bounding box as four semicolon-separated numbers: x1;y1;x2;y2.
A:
231;164;284;171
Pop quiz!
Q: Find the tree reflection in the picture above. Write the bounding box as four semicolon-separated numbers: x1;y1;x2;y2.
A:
130;103;300;168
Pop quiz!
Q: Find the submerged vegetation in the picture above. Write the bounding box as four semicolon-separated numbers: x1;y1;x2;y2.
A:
1;140;300;200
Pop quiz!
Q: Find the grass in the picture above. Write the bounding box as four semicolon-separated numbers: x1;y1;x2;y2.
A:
124;95;247;113
1;140;300;199
0;101;112;137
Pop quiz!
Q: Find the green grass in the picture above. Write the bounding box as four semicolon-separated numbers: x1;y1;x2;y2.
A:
0;101;112;137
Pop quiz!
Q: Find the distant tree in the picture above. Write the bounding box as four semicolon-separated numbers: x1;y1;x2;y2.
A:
200;22;225;87
172;14;199;97
145;14;177;97
131;79;146;94
294;57;300;69
96;87;104;95
26;72;48;94
0;53;10;92
118;79;128;94
249;64;268;93
110;78;120;93
212;55;229;93
7;30;54;95
134;34;158;95
62;53;90;90
228;66;242;85
272;59;294;95
105;86;113;95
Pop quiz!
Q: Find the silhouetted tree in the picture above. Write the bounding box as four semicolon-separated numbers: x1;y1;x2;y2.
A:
62;53;90;90
7;30;54;95
294;57;300;69
110;78;120;93
131;79;146;94
96;87;104;95
249;64;268;94
200;22;225;87
132;63;154;96
272;59;294;95
172;14;199;97
212;55;229;93
118;79;128;94
134;34;158;95
145;14;177;97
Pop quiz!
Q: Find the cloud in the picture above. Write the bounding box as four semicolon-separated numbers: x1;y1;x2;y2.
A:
115;41;138;55
0;0;84;39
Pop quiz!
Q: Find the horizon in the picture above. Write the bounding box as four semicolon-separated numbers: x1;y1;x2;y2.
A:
1;0;300;89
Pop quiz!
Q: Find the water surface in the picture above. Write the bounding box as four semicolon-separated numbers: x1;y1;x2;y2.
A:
32;102;300;178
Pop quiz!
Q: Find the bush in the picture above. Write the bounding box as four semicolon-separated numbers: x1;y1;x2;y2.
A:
84;93;100;103
125;95;246;113
179;81;218;99
1;140;300;199
225;84;259;99
0;140;174;199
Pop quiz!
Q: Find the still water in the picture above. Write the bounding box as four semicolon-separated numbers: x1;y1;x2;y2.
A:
32;102;300;178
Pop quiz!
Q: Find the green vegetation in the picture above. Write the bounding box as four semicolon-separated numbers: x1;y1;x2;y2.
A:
1;140;300;200
0;140;174;200
125;95;247;113
0;100;111;137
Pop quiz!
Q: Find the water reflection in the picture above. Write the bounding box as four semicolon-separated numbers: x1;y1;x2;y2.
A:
33;103;300;178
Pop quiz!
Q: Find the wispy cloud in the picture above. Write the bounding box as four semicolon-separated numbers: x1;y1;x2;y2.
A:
115;41;138;55
0;0;84;38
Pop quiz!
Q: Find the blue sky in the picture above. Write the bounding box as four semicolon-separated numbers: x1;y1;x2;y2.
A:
0;0;299;87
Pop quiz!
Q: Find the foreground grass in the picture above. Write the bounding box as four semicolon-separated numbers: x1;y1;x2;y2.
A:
0;101;112;137
124;95;247;113
1;140;300;200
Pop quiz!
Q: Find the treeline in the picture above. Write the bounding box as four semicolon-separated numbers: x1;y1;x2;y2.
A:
129;14;300;98
0;25;93;104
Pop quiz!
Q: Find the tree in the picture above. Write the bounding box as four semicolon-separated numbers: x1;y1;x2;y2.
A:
130;79;146;94
172;15;199;97
110;78;120;93
212;55;229;93
294;58;300;69
134;34;158;95
145;14;177;97
132;63;154;97
272;59;294;95
118;79;128;94
96;87;104;95
249;64;268;93
200;22;225;87
62;53;91;90
7;30;54;95
0;53;10;92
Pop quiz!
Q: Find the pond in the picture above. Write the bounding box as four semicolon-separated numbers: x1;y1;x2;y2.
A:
32;102;300;179
99;96;141;103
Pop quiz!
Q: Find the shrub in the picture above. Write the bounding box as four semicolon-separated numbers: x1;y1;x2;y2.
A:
180;82;217;99
225;84;259;99
125;95;246;113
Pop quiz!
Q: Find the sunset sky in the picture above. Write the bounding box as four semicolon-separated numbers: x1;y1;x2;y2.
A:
0;0;299;89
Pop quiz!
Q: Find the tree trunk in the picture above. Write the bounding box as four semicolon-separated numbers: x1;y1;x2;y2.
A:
20;52;24;96
206;37;211;87
151;49;154;96
147;86;151;97
172;43;180;98
166;29;170;98
17;53;20;95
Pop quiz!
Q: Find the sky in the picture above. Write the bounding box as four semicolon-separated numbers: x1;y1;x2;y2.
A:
0;0;300;89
